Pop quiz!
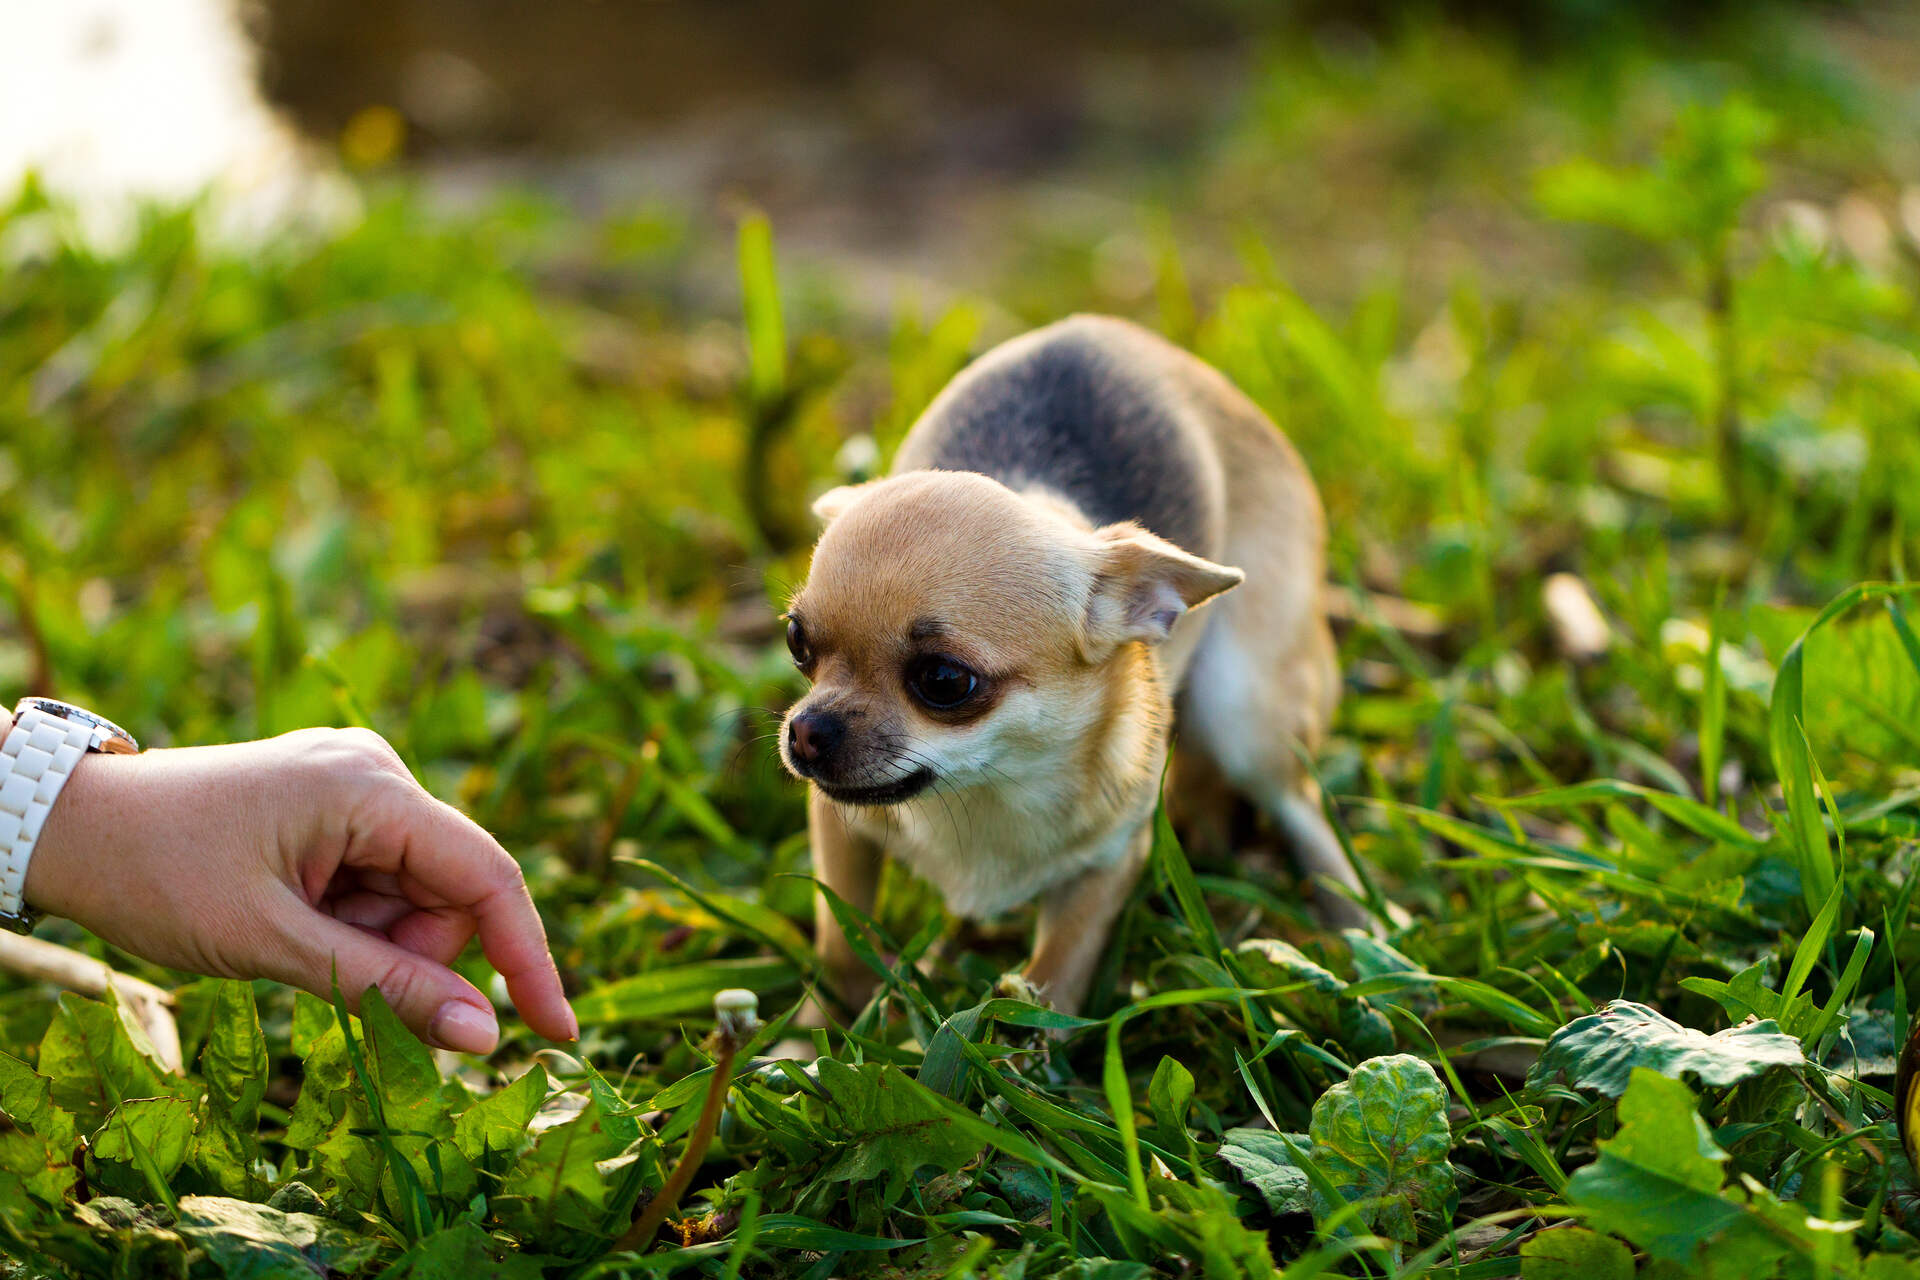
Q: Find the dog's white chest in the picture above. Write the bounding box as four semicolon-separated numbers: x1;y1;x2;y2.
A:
860;788;1142;920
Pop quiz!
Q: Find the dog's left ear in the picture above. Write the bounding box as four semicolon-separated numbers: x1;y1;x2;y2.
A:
812;482;877;526
1082;524;1244;659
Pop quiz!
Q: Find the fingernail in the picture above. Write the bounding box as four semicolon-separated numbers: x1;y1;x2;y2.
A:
563;1006;581;1042
430;1001;499;1055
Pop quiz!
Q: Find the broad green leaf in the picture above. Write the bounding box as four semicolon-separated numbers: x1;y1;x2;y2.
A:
317;989;471;1218
398;1221;546;1279
1734;1176;1861;1273
454;1064;549;1165
1520;1226;1633;1279
918;1001;990;1100
1216;1128;1313;1217
0;1050;77;1148
0;1129;72;1213
283;996;353;1153
91;1096;196;1191
37;993;186;1128
840;1040;1083;1184
1147;1055;1199;1175
193;980;268;1197
201;981;267;1133
291;988;340;1057
1236;938;1345;993
1147;1058;1193;1130
814;1058;988;1200
1337;999;1396;1059
266;1182;328;1215
357;988;451;1138
63;1195;193;1272
0;1052;79;1205
1343;932;1430;989
1307;1053;1454;1244
1679;962;1816;1033
1528;1000;1805;1097
1565;1069;1742;1261
192;1112;260;1199
496;1072;649;1247
174;1195;379;1279
920;997;1103;1100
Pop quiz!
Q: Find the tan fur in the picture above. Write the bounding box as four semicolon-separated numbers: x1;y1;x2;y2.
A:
780;315;1362;1034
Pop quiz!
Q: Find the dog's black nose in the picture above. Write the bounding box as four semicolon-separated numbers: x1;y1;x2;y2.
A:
788;711;844;767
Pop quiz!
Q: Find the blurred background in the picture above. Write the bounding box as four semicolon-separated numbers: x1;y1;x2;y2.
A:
2;0;1919;1036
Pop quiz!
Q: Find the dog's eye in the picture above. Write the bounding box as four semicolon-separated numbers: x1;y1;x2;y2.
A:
786;618;812;668
907;657;979;709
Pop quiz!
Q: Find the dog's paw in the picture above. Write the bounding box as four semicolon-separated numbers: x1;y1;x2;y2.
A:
991;971;1051;1007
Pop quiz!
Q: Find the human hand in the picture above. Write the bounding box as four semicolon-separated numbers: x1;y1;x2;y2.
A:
22;726;576;1053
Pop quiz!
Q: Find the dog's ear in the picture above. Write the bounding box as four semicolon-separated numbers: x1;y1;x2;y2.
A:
1081;523;1243;659
812;482;877;525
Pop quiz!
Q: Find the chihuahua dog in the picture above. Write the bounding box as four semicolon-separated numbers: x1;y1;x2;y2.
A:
778;314;1361;1018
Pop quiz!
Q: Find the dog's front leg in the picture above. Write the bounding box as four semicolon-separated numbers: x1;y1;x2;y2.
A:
805;787;885;1021
1023;826;1151;1015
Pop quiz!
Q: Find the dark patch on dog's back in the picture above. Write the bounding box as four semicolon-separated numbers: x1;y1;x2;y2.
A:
900;326;1209;553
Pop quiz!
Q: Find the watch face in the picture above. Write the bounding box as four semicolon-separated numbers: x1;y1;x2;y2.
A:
15;699;139;753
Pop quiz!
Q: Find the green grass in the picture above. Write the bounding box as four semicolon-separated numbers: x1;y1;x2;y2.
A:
3;11;1920;1277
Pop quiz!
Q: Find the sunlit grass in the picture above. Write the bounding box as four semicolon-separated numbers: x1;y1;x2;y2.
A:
1;13;1919;1276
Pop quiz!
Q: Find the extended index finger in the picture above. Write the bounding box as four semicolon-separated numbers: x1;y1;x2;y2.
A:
359;786;577;1043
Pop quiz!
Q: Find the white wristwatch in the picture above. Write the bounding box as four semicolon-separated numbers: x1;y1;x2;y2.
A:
0;698;139;934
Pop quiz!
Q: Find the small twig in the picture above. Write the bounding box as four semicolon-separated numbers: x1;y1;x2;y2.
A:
613;989;760;1255
0;932;181;1072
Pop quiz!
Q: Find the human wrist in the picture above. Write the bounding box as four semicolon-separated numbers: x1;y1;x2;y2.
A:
0;700;146;930
18;749;136;924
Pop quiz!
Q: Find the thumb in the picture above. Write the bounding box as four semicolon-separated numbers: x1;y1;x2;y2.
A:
285;909;501;1054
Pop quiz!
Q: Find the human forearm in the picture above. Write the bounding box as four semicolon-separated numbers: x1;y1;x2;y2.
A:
19;725;575;1052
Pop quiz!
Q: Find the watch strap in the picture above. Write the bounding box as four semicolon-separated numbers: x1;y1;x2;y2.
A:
0;706;98;930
